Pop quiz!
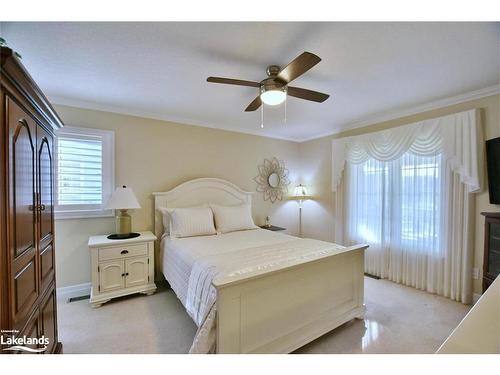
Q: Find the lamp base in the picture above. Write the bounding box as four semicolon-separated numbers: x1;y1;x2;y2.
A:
116;209;132;235
107;232;141;240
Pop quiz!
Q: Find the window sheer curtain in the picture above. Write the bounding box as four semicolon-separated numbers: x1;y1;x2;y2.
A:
332;110;482;304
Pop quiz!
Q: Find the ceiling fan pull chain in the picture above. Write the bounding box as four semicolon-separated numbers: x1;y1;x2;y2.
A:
261;105;264;128
284;97;287;125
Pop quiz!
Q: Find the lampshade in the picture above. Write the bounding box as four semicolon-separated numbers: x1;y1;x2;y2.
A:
292;184;313;200
106;185;141;210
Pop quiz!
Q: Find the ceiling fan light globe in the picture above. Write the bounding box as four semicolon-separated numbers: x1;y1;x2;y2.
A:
260;90;286;106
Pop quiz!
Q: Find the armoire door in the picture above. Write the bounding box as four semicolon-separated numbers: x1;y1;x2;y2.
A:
7;97;39;331
40;285;57;354
19;308;41;354
37;125;55;293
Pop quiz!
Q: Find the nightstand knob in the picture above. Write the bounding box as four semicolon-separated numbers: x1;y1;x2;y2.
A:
120;250;129;255
121;273;125;277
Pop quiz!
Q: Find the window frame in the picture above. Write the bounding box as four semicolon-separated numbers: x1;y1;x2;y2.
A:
54;126;115;220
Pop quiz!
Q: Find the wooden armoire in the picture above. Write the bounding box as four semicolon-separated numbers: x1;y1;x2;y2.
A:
1;47;63;353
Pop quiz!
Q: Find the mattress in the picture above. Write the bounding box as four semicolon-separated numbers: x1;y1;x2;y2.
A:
160;228;293;307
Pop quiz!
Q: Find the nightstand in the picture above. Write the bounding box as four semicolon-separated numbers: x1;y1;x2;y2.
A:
88;231;157;307
259;225;286;232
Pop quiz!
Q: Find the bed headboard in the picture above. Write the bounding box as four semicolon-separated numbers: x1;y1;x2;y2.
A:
152;178;253;240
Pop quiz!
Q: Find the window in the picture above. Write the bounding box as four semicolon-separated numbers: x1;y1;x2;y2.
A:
335;109;480;302
347;152;443;254
55;126;114;219
399;153;441;245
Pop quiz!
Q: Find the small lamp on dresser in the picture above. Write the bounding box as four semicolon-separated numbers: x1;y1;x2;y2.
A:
106;185;141;239
291;184;313;237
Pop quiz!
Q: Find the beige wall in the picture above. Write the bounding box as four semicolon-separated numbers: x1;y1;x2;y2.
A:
54;105;301;288
298;94;500;295
55;95;499;293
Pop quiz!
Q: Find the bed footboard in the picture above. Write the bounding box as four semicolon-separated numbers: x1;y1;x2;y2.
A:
213;244;367;354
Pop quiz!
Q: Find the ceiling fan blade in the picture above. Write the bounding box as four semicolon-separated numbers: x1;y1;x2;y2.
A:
287;86;330;103
276;52;321;84
245;96;262;112
207;77;260;87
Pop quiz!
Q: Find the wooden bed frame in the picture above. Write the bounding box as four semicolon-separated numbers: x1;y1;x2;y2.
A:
153;178;367;354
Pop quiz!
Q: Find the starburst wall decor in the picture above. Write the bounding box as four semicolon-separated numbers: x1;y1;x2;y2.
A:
253;157;290;203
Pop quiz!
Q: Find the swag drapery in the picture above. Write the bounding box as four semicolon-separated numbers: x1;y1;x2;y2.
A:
332;109;483;304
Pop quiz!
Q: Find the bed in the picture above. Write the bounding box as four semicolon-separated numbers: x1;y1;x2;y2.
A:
153;178;368;354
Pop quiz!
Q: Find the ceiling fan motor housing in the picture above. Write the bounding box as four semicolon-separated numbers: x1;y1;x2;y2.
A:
260;77;287;95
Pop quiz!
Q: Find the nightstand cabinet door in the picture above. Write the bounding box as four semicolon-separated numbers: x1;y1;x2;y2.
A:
125;258;149;288
99;260;125;293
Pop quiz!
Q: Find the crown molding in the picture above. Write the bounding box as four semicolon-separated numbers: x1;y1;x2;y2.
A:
50;84;499;144
300;84;500;142
48;96;301;143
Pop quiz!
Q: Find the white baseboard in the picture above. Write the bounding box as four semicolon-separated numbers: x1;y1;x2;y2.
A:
472;293;481;304
57;282;91;300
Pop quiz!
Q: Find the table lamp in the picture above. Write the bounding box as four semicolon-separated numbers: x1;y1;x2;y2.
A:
106;185;141;239
291;184;313;237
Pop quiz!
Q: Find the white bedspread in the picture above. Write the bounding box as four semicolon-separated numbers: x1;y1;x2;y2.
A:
160;229;293;306
160;229;346;353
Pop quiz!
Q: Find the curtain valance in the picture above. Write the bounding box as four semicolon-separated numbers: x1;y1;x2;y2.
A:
331;109;483;192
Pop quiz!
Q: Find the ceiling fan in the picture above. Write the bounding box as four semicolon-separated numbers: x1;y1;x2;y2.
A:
207;52;330;112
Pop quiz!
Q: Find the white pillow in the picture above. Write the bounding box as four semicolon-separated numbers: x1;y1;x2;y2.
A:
157;207;171;231
159;206;216;238
210;203;258;233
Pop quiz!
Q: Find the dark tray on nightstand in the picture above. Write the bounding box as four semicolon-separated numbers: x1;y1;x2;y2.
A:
259;225;286;231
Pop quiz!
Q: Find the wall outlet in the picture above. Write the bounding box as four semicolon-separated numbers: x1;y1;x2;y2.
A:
472;267;480;280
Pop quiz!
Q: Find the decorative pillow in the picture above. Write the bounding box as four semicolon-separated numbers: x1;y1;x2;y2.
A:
210;203;258;233
159;206;216;238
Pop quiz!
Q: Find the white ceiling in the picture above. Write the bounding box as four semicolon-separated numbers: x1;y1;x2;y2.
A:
1;22;499;141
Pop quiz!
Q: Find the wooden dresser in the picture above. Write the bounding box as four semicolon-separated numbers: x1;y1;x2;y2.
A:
1;47;63;353
481;212;500;292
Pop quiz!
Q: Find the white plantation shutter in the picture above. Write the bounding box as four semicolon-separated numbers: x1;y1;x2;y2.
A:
55;127;114;218
57;137;103;205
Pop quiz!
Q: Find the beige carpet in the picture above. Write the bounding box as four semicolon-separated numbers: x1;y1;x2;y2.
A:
57;277;470;354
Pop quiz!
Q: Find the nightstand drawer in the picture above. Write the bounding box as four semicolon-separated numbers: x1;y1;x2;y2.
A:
98;243;148;261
